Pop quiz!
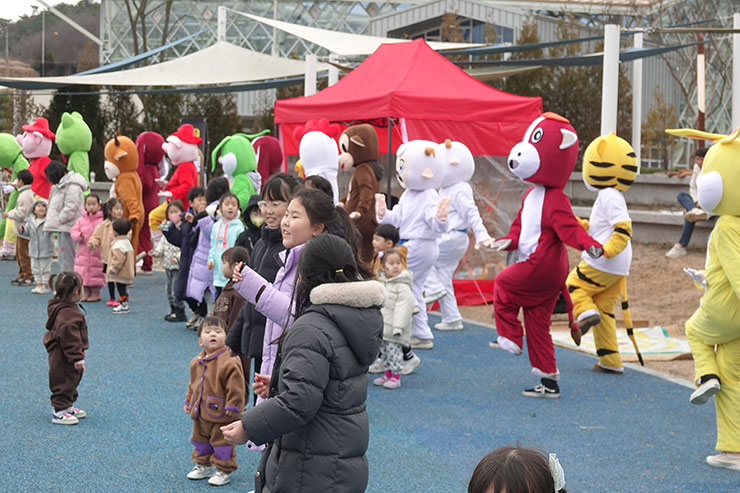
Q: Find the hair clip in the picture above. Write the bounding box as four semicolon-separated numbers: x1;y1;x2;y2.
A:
336;268;344;273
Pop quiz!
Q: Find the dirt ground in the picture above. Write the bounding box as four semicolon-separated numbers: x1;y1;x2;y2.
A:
455;242;707;383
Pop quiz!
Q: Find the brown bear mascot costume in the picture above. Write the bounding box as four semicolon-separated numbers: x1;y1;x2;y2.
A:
104;134;144;254
338;124;383;265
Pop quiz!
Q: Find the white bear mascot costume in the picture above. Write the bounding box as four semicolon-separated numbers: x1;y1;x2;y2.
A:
296;119;341;203
376;140;450;347
424;140;493;330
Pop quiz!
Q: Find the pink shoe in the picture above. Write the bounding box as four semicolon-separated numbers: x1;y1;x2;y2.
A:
106;299;120;307
383;377;401;389
373;375;390;386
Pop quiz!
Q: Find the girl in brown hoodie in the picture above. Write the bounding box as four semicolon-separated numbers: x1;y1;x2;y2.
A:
43;271;88;425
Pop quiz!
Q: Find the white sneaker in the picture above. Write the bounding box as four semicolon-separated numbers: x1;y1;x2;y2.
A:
208;470;231;486
186;464;212;480
112;302;130;314
577;309;601;335
434;320;463;331
368;358;384;374
685;208;709;223
32;285;50;294
665;243;687;258
410;337;433;349
690;379;721;405
423;290;447;305
66;406;87;419
51;409;79;425
489;336;522;355
401;354;421;375
706;452;740;471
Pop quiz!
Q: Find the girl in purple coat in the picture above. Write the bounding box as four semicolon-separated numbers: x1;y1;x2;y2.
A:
186;178;231;320
70;194;104;302
232;189;370;411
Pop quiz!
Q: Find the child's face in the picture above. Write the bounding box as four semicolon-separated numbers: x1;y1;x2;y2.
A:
168;207;183;225
34;203;47;218
110;203;124;220
281;198;323;249
250;209;265;227
221;197;239;221
85;197;100;215
221;260;233;279
191;195;207;214
199;324;227;354
372;234;394;254
383;254;403;278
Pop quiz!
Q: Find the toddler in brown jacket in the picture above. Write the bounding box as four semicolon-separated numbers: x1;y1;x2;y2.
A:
43;271;89;425
185;317;246;486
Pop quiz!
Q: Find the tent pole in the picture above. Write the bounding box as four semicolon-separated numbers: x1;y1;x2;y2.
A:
733;13;740;128
386;117;393;208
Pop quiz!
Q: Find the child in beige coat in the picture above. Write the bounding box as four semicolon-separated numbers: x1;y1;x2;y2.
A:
107;218;135;314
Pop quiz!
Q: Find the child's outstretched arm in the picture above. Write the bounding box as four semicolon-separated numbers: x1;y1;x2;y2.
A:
232;262;293;329
87;222;104;250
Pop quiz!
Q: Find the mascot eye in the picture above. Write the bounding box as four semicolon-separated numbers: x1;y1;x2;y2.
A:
339;134;350;153
531;128;543;143
341;143;348;152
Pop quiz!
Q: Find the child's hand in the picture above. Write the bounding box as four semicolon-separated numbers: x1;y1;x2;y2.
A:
232;262;245;282
375;194;387;219
184;212;194;222
18;225;23;234
184;404;190;414
74;360;86;372
221;420;248;445
225;409;237;418
1;211;7;218
207;260;214;270
252;373;271;399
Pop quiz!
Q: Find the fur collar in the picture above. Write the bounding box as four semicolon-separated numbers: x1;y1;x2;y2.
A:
310;280;386;308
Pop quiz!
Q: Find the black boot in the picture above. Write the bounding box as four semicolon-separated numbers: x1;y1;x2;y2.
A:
166;305;187;322
164;305;175;321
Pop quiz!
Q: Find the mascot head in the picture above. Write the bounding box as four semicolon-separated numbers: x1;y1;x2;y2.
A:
55;112;92;156
395;140;444;191
507;112;578;189
104;133;139;181
252;135;283;182
163;124;202;165
439;139;475;187
582;133;638;192
136;131;166;168
666;127;740;216
211;130;269;178
338;124;379;170
294;119;340;176
0;133;27;172
17;117;55;159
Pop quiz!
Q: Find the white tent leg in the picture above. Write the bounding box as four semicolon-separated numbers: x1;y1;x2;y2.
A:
601;24;620;135
632;31;643;164
733;13;740;129
304;54;317;96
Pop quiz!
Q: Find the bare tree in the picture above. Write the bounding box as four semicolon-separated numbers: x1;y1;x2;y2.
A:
122;0;175;55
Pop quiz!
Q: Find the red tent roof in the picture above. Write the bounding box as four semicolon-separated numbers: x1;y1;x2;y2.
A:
274;38;542;156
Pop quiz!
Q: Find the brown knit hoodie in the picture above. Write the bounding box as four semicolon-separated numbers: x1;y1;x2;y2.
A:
43;298;88;362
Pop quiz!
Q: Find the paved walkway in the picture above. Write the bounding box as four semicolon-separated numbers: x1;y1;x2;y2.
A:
1;261;737;492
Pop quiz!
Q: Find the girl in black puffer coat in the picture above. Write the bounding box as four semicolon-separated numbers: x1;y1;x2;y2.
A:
222;233;384;493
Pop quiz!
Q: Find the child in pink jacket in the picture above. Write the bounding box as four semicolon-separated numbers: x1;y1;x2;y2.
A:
70;194;105;302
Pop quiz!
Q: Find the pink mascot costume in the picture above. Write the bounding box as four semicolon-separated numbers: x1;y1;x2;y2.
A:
17;117;55;199
491;112;603;398
135;131;165;273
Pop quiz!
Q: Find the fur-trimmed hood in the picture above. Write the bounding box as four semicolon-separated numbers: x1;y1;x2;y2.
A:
308;280;385;366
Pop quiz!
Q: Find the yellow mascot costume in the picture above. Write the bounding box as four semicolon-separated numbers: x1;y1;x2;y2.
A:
565;133;638;374
666;126;740;471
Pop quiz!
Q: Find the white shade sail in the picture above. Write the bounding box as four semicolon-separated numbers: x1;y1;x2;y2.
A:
0;41;330;90
238;12;484;57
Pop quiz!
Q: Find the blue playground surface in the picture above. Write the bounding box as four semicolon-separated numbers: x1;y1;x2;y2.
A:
1;260;737;492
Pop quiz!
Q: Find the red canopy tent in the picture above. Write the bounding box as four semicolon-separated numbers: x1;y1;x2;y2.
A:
274;38;542;157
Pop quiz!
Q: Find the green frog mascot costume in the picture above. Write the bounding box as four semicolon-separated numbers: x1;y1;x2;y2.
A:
211;130;269;211
0;134;30;258
55;111;92;183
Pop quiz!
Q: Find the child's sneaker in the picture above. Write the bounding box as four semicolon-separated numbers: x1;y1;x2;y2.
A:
368;358;384;374
186;464;212;480
373;375;390;386
106;299;120;307
32;285;49;294
66;406;87;419
51;409;79;425
690;378;721;405
208;470;231;486
383;377;401;389
112;302;129;314
401;354;421;375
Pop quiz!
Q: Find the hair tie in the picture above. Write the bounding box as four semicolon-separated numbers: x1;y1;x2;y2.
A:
336;268;344;273
548;453;565;491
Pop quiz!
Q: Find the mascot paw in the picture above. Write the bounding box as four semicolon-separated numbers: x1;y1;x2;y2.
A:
375;193;387;218
349;211;361;220
587;246;603;258
570;326;582;346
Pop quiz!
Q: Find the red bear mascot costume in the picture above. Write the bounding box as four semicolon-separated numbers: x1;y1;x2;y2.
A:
491;112;603;399
135;131;165;273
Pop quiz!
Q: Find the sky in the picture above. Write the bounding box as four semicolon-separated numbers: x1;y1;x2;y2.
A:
2;1;71;22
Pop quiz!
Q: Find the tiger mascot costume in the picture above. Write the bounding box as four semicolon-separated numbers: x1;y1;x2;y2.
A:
565;133;638;374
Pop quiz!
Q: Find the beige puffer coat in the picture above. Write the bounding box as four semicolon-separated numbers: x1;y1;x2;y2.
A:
378;269;414;346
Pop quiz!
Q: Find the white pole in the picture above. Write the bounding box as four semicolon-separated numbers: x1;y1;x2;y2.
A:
272;0;278;57
42;9;45;76
328;54;339;86
631;31;643;164
304;54;317;96
601;24;620;135
733;13;740;129
217;6;227;42
698;47;706;122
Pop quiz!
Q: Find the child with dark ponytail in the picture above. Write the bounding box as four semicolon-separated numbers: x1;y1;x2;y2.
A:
43;271;89;426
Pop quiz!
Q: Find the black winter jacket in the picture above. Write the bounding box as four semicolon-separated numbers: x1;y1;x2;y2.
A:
235;194;263;255
225;225;285;358
242;280;385;493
